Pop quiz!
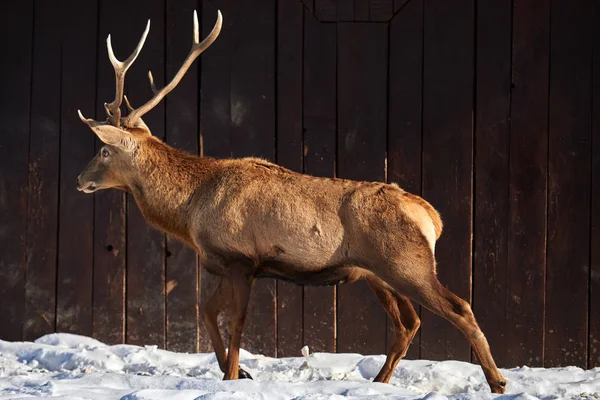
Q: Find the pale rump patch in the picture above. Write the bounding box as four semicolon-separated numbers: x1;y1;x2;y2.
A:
399;200;438;255
422;219;437;255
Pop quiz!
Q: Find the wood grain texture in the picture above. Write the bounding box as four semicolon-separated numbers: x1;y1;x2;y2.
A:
0;0;33;341
545;0;593;368
336;22;388;355
276;0;304;358
590;0;600;369
387;0;423;360
507;0;550;367
24;0;59;341
421;0;473;362
92;193;126;345
472;0;511;367
302;12;337;353
56;0;97;336
1;1;598;368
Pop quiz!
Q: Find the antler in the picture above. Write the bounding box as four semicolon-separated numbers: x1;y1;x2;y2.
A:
78;10;221;129
123;10;222;126
105;20;150;127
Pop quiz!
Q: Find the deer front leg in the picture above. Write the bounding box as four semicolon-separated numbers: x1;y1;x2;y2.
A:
223;269;253;380
201;276;253;379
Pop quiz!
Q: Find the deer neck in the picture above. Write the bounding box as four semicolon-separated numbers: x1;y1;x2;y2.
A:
127;139;214;243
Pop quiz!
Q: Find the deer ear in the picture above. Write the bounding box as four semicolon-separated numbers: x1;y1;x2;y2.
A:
90;125;136;151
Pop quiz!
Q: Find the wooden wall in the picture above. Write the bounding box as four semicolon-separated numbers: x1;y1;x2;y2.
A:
0;0;597;369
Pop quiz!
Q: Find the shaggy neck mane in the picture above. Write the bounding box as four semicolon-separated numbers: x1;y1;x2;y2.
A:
127;138;216;245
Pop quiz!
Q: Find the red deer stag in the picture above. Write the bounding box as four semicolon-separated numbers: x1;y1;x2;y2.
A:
76;10;507;393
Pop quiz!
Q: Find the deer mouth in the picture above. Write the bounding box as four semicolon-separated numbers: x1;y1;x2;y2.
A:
78;182;97;193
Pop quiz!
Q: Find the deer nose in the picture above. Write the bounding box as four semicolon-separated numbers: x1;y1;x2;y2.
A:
76;176;83;190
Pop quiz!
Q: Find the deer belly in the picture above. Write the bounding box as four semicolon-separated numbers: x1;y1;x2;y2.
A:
256;263;367;287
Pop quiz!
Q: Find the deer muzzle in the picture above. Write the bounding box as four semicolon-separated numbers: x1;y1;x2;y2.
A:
76;176;97;193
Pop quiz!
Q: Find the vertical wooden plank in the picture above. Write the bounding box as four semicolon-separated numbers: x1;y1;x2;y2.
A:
388;0;422;199
303;12;337;353
387;0;423;360
338;0;354;21
591;0;600;370
507;0;549;367
163;0;201;354
229;0;277;357
199;0;233;353
24;0;59;341
355;0;370;21
421;0;473;362
315;0;337;22
545;0;593;368
56;0;97;336
201;1;232;161
337;22;387;355
278;0;304;173
472;0;511;367
93;0;128;346
0;0;33;341
124;0;166;348
277;0;304;357
370;0;393;22
93;194;126;345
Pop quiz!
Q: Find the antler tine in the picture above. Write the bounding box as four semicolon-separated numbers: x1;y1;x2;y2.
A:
105;20;151;127
193;9;200;44
78;109;98;127
124;10;222;126
123;95;135;111
148;71;159;94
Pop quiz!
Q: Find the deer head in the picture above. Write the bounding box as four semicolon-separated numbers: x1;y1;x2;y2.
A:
76;10;222;194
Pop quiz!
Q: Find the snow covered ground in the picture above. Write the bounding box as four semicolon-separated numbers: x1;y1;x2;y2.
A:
0;334;598;400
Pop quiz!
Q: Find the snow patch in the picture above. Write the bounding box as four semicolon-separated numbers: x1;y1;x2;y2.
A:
0;334;598;399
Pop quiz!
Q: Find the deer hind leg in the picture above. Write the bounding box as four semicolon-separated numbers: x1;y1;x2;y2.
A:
201;276;253;379
367;277;420;383
395;270;507;394
223;269;253;380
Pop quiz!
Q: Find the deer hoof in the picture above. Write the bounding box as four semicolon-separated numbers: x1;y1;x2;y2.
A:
238;366;253;380
490;380;507;394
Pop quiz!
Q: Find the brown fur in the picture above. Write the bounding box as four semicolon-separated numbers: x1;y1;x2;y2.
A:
74;12;506;392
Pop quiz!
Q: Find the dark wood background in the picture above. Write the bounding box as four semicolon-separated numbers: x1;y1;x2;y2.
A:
0;0;598;369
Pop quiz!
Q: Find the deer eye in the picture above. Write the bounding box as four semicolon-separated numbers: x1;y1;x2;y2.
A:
101;149;110;158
